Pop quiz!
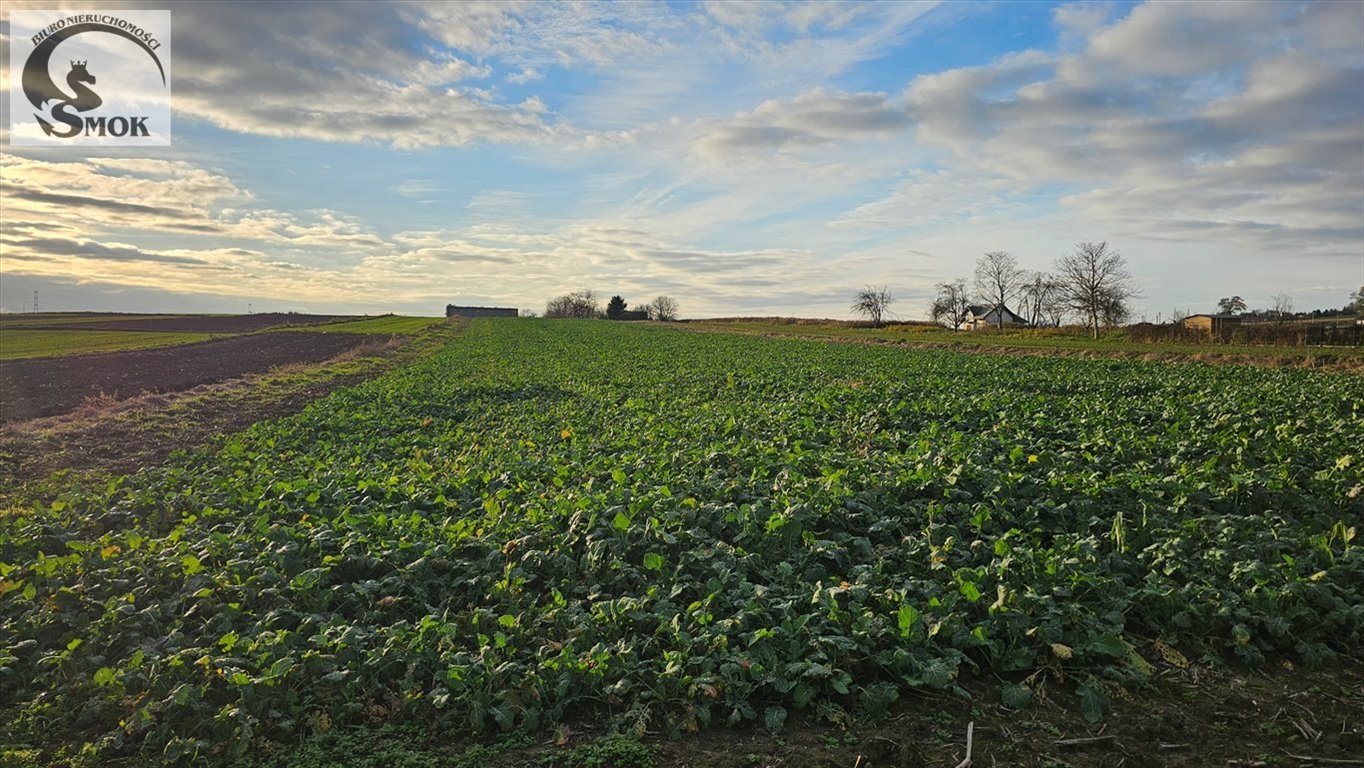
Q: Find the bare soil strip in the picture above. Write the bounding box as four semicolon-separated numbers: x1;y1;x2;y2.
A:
0;328;450;503
0;331;380;422
640;664;1364;768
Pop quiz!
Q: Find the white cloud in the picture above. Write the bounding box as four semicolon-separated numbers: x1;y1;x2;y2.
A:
1052;2;1115;49
891;3;1364;261
507;67;543;84
686;88;909;163
418;2;678;69
1081;1;1284;79
164;2;559;148
392;180;444;200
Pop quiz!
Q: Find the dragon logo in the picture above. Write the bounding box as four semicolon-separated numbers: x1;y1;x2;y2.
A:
32;59;104;136
17;15;168;141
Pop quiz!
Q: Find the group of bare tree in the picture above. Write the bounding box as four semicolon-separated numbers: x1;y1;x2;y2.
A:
928;280;972;330
545;289;679;321
1055;242;1137;337
1165;287;1364;326
1215;293;1298;324
1017;271;1067;329
545;289;601;318
647;295;679;321
926;242;1137;338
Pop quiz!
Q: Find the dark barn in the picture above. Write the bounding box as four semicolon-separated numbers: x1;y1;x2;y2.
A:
446;305;519;318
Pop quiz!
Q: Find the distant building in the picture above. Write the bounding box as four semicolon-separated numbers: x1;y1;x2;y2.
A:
616;309;649;321
959;303;1025;330
1182;313;1240;336
446;305;518;318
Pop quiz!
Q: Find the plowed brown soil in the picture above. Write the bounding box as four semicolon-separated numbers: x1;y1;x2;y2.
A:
8;312;351;333
0;331;375;422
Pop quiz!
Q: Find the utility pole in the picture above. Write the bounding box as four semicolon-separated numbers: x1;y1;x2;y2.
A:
33;291;39;313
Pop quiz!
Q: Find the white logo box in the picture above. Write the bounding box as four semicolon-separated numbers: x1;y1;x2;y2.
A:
8;9;172;147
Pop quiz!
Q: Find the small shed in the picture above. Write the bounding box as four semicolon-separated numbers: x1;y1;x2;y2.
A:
445;305;519;318
1182;314;1240;336
959;303;1025;330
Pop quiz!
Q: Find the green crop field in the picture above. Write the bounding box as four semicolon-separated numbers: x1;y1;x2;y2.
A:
300;315;447;334
1;319;1360;766
687;319;1364;362
0;330;218;360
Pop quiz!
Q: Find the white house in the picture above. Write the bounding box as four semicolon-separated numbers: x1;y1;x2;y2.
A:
959;303;1025;331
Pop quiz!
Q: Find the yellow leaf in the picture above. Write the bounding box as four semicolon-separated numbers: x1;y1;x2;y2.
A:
1153;639;1189;668
1050;643;1073;660
1027;454;1039;464
1127;648;1155;676
560;429;573;439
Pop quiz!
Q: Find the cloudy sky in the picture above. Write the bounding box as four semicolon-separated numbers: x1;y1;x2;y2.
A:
1;0;1361;319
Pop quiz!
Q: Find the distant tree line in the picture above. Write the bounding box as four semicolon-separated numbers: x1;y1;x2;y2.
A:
906;241;1137;339
544;289;679;321
1204;287;1363;324
545;289;600;318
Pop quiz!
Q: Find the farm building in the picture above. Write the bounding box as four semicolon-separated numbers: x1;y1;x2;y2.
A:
616;309;649;321
1182;314;1241;336
445;305;519;318
959;304;1025;330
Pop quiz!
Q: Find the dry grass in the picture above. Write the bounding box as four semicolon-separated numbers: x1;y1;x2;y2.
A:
265;335;403;376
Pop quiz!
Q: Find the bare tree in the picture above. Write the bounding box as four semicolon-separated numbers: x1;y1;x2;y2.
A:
1018;271;1065;328
929;280;971;330
545;289;600;318
647;295;679;321
1270;292;1294;324
851;286;894;327
1043;289;1068;328
1055;241;1137;339
1098;285;1130;326
974;251;1024;329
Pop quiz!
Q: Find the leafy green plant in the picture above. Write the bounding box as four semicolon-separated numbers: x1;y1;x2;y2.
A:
1;318;1360;766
